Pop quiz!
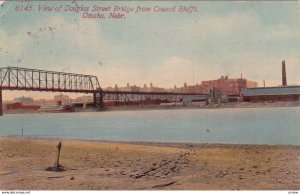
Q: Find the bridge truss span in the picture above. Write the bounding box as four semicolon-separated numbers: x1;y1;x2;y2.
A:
0;66;101;93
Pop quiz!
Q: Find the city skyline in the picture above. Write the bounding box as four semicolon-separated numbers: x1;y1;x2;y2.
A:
0;73;277;101
0;75;238;101
1;1;299;100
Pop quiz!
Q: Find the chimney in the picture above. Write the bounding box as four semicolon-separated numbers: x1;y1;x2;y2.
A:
282;60;287;86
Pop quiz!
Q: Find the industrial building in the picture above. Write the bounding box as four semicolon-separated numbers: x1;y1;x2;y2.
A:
201;76;257;95
241;60;299;102
241;86;300;102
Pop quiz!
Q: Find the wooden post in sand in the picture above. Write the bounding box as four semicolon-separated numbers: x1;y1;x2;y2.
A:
54;141;62;171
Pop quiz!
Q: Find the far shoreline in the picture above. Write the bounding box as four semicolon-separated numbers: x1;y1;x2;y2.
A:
2;101;300;115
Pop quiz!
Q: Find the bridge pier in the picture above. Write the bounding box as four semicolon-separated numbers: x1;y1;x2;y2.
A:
93;92;97;107
0;89;3;116
93;90;105;110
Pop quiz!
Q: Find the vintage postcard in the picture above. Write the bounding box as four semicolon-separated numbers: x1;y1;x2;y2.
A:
0;0;299;191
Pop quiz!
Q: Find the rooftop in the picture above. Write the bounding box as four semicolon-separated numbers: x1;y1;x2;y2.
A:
241;86;300;96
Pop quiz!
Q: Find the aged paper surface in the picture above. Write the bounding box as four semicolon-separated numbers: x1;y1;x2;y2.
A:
0;0;299;191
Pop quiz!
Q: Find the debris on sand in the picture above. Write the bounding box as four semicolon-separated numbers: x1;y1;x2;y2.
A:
152;181;176;189
45;164;66;172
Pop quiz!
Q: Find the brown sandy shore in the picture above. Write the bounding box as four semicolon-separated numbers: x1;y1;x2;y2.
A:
0;136;299;190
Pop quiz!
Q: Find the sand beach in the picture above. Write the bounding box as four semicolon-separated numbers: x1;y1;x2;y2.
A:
0;136;299;190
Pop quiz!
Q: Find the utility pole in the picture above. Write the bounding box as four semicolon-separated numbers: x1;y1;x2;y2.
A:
193;71;195;85
0;89;3;116
282;60;287;86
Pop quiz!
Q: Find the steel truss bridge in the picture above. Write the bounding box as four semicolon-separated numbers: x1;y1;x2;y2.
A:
0;66;208;116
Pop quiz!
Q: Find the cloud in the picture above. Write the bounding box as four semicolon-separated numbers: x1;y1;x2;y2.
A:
168;9;300;87
97;56;224;88
1;15;112;72
1;7;299;94
87;51;299;89
201;51;300;87
178;10;299;58
96;56;195;88
150;56;193;87
0;29;29;55
182;11;261;40
45;16;109;51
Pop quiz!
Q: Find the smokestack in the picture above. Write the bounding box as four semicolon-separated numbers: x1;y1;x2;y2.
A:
282;60;287;86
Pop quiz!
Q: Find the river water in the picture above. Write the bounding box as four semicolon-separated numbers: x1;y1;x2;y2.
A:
0;107;299;145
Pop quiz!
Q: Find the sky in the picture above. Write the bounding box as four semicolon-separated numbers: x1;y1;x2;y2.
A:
0;0;299;100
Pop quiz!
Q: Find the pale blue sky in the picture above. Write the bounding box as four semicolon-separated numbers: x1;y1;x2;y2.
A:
0;1;299;100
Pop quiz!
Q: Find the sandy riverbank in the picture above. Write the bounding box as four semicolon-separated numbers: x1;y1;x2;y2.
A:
0;136;299;190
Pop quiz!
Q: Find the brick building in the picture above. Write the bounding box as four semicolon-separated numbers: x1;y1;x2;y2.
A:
200;76;258;95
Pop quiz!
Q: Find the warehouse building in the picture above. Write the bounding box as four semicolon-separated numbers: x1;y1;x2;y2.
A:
241;86;300;102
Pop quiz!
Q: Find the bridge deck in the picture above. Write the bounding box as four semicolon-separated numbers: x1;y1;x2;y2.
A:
0;66;208;115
